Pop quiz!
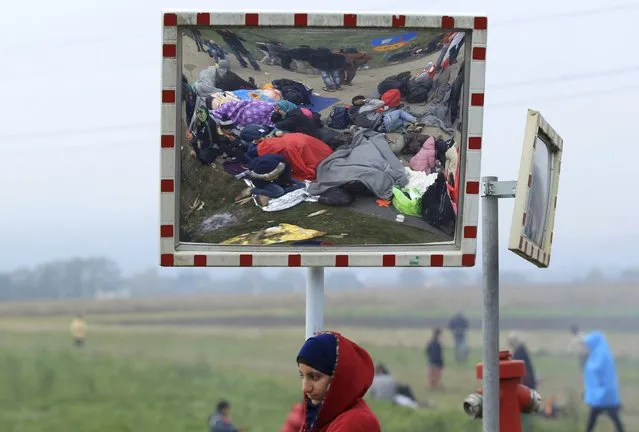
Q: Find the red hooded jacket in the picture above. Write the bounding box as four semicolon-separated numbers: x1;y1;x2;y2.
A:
280;403;304;432
300;332;381;432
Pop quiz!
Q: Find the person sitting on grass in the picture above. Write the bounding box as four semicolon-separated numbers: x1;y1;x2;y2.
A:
369;363;424;409
296;331;381;431
208;400;243;432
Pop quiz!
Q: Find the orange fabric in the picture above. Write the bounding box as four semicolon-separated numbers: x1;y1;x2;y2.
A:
280;403;304;432
428;366;443;388
301;332;381;432
376;199;391;207
257;133;333;181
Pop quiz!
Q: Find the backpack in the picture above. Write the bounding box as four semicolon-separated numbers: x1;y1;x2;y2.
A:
377;71;412;96
421;172;456;237
405;80;433;104
380;89;401;108
328;106;351;130
272;79;313;105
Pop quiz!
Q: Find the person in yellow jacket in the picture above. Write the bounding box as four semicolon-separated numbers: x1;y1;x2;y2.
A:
70;314;87;347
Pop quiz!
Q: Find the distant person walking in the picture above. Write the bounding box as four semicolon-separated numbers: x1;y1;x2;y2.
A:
581;331;625;432
70;314;87;348
507;332;537;390
425;328;444;389
448;311;469;363
215;29;260;71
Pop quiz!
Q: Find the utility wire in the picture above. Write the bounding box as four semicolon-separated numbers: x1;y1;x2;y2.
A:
1;84;638;152
489;65;639;89
492;2;639;27
488;84;639;107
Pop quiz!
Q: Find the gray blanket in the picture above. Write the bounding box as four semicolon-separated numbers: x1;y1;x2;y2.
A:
307;128;408;199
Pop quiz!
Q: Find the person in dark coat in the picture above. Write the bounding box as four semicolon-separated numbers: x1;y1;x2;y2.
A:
448;311;470;363
271;100;320;138
235;154;305;206
187;107;240;165
208;400;243;432
309;48;346;92
214;59;257;91
425;327;444;389
215;29;260;71
507;332;538;390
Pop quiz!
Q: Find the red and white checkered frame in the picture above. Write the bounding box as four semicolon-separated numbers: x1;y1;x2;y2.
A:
160;11;487;268
508;109;564;268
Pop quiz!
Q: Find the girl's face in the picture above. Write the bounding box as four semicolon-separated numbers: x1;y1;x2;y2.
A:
298;363;331;406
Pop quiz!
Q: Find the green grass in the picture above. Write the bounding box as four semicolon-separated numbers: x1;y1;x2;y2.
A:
1;327;630;432
179;134;447;245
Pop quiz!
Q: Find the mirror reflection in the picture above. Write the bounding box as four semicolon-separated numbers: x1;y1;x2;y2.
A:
179;27;467;246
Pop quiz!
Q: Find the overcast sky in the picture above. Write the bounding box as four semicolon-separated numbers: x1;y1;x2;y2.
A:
0;0;637;278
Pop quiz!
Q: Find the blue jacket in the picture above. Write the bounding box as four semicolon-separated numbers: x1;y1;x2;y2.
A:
583;331;621;407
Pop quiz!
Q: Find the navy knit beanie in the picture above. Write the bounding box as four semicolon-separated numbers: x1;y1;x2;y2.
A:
297;333;337;376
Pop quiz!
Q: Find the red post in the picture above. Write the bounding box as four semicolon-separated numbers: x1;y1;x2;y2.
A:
472;350;540;432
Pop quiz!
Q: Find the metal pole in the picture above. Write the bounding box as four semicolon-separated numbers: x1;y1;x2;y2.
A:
482;176;500;432
305;267;325;340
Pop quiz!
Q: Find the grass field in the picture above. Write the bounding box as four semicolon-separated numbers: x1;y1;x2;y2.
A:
1;286;638;431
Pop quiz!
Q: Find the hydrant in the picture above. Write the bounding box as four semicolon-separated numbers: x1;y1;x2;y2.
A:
462;350;542;432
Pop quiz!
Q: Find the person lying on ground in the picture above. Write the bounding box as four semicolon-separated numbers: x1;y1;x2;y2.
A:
369;363;423;409
208;400;244;432
211;99;275;128
296;331;381;431
348;95;422;133
235;154;306;206
271;100;321;139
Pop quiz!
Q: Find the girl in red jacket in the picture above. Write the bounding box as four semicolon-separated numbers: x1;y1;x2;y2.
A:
296;331;381;432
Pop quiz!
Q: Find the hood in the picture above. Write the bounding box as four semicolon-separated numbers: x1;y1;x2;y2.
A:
303;331;374;430
583;331;612;370
582;331;620;406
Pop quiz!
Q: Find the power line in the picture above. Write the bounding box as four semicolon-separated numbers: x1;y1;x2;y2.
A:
493;2;639;27
489;65;639;89
2;3;636;53
0;122;157;142
1;84;638;153
488;84;639;108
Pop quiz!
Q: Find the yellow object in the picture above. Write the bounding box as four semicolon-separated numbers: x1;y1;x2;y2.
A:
373;42;408;52
221;223;325;245
70;318;86;339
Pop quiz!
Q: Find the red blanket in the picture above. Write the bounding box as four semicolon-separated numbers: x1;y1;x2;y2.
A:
257;133;333;181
